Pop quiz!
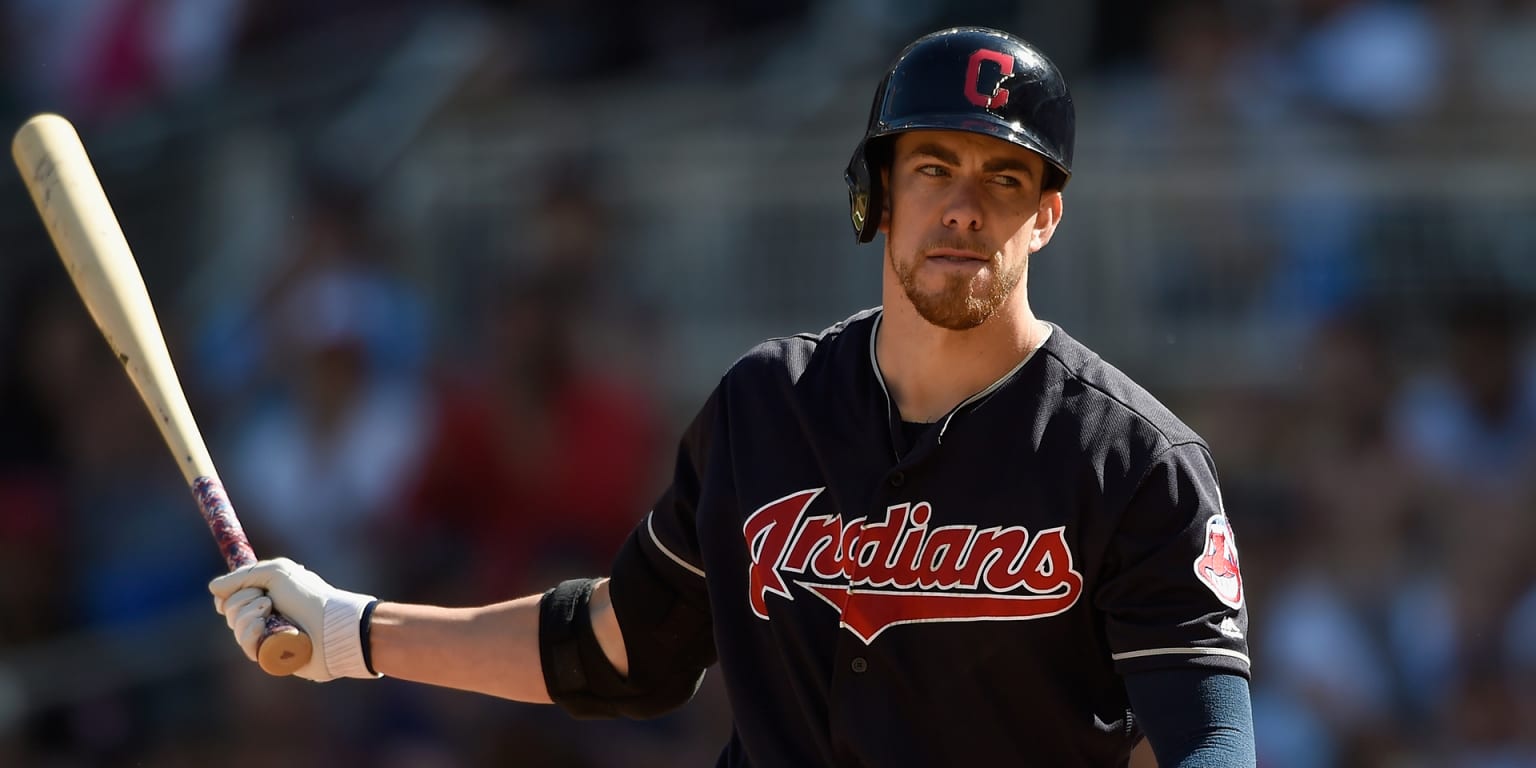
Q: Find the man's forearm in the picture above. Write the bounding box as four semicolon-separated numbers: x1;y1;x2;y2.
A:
369;593;552;702
368;579;628;703
1126;668;1255;767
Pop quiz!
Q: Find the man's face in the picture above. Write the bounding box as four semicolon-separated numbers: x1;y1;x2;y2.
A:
881;130;1062;330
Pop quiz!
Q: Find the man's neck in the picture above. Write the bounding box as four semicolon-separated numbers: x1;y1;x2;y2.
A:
875;298;1046;423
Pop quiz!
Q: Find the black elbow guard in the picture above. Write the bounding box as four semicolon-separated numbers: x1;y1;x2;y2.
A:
538;578;705;720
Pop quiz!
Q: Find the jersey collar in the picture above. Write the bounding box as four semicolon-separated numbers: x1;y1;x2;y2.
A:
867;310;1055;443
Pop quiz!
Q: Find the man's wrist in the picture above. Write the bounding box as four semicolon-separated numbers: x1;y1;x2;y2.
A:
360;599;381;676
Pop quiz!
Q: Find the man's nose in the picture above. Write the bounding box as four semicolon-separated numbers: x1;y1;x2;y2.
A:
943;182;983;231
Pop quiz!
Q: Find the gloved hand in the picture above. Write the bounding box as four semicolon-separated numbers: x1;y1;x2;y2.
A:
209;557;380;682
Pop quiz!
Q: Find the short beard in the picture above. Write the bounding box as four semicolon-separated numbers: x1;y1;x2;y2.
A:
892;244;1026;331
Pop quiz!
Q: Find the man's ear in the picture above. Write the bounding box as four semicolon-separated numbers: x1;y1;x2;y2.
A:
1030;190;1064;252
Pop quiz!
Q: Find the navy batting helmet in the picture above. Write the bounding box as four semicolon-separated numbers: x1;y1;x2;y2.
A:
845;27;1075;243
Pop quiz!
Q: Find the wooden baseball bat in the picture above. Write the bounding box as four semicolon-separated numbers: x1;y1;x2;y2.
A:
11;113;312;676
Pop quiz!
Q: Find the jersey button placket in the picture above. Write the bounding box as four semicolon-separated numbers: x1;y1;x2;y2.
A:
842;469;909;679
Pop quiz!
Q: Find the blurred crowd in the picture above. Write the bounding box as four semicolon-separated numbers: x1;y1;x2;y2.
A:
1;1;1535;766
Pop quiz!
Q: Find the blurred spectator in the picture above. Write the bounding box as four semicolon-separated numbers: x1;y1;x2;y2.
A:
396;153;666;607
1255;310;1458;765
402;264;665;604
4;0;249;120
1103;0;1282;338
383;157;678;761
221;180;431;589
227;264;430;588
1395;295;1536;496
195;174;429;412
1391;294;1536;760
1261;0;1447;125
1239;0;1449;347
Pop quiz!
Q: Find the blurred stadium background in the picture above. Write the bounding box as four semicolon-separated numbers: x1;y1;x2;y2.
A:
1;1;1534;766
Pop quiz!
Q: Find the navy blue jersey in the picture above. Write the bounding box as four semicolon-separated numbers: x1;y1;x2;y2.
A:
614;308;1249;767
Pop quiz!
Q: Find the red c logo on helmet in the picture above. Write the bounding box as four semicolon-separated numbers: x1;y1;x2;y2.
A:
964;49;1015;109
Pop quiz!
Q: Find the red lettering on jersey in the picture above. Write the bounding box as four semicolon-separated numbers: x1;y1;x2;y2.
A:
919;525;976;590
781;514;840;575
1193;515;1243;609
851;503;908;584
964;49;1015;109
744;488;822;619
742;490;1083;643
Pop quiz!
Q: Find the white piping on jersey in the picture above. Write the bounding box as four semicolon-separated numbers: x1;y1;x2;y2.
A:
1110;646;1251;665
647;513;706;578
868;312;1054;444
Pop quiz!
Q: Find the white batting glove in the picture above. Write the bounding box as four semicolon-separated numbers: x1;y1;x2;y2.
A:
209;557;380;682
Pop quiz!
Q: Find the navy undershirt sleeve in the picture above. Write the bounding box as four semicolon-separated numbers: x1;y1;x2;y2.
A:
1125;668;1256;767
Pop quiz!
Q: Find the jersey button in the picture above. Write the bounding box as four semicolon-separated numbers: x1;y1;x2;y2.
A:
851;657;868;673
889;472;905;487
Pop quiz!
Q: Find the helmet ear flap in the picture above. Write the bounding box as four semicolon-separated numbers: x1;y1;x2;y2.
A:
845;138;889;243
845;145;880;243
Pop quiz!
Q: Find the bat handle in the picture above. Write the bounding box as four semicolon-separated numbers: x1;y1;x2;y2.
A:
192;476;314;676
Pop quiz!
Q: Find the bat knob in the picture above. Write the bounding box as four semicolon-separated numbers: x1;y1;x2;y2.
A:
257;625;313;676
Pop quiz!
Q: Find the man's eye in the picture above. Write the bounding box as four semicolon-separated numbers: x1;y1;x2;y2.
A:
916;165;946;177
991;175;1021;187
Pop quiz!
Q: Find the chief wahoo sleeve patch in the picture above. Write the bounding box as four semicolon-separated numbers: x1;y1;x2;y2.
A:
1193;515;1243;609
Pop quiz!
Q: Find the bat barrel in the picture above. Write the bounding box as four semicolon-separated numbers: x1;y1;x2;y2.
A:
11;113;218;485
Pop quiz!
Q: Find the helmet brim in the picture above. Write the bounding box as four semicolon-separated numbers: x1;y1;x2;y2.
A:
870;116;1071;189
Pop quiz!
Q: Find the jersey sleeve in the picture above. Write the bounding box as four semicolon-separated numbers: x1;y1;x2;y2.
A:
606;385;721;685
1097;441;1251;678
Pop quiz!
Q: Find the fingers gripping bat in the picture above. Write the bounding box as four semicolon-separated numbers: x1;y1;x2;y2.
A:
11;113;312;676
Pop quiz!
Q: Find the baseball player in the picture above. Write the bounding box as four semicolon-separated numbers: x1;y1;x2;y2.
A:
211;27;1256;766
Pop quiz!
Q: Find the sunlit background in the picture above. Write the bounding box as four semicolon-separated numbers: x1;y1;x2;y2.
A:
1;1;1534;766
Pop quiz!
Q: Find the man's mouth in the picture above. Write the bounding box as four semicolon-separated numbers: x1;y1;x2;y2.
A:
925;248;989;263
